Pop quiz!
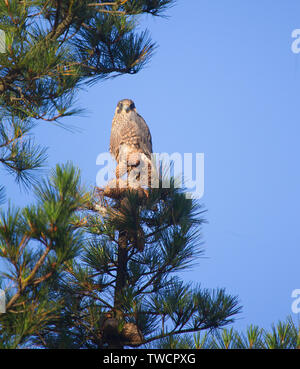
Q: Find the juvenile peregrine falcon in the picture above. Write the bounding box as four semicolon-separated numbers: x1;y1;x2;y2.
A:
110;99;154;185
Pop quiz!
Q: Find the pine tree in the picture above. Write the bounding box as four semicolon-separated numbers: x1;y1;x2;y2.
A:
5;169;240;349
0;163;90;348
153;316;300;349
0;0;174;195
0;1;243;350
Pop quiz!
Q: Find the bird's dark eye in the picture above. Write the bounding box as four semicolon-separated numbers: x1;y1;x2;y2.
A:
129;103;135;110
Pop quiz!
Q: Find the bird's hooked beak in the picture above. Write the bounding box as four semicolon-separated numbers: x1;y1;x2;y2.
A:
124;102;136;113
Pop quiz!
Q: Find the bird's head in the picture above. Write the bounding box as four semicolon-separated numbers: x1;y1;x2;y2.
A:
116;99;136;114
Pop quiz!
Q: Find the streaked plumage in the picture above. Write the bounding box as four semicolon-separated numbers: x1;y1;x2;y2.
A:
110;99;152;163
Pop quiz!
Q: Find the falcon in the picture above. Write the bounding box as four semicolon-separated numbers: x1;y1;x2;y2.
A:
110;99;154;187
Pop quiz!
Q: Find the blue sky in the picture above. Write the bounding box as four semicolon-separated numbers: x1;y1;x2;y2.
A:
2;0;300;332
